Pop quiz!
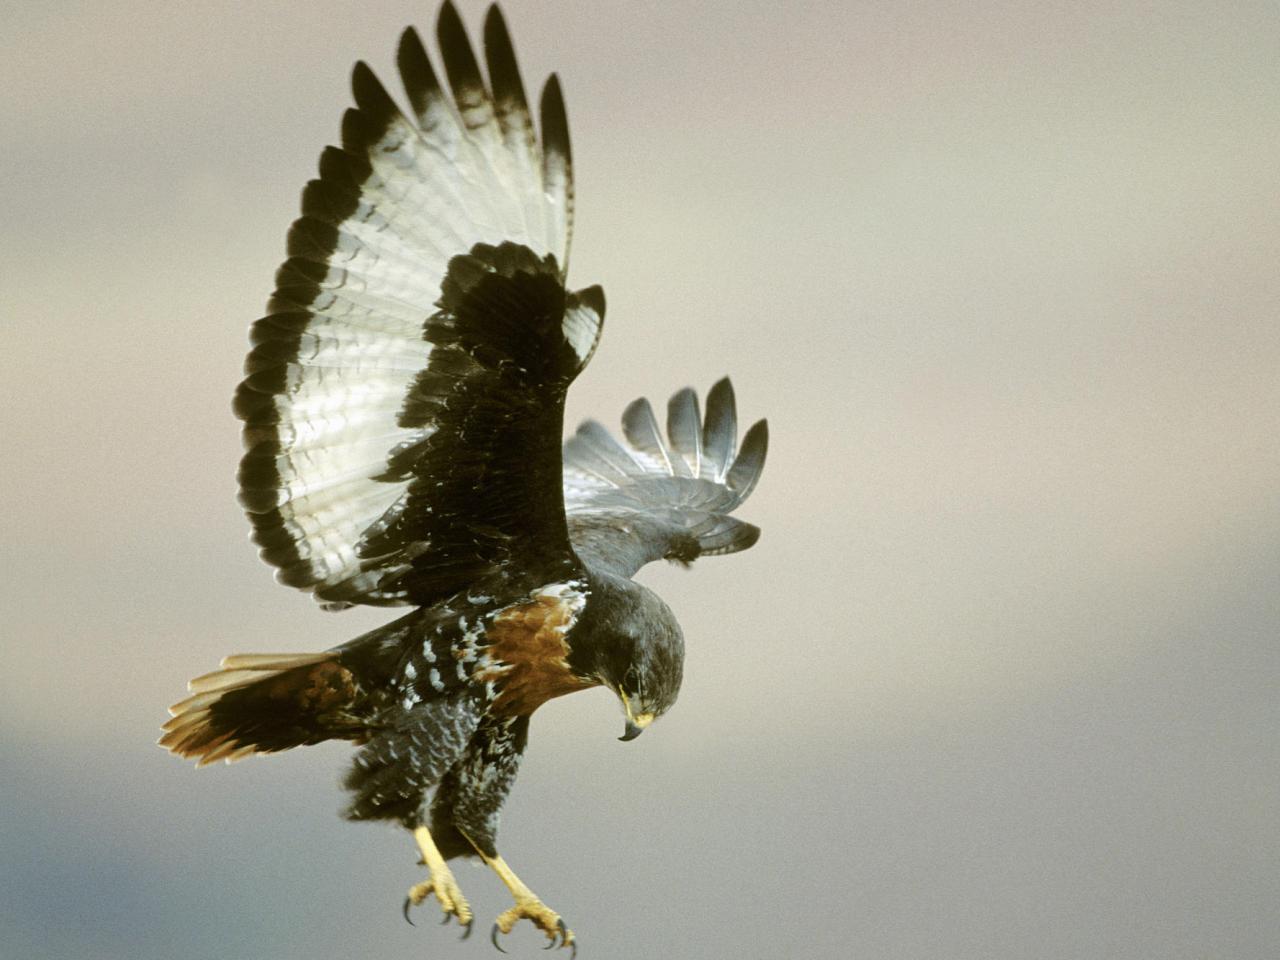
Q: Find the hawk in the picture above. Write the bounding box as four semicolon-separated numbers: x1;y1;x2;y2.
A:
160;3;767;952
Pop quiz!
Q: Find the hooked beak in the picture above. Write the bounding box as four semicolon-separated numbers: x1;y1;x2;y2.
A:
618;690;655;742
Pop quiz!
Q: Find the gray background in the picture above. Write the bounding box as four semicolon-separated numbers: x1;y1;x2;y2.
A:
2;1;1277;958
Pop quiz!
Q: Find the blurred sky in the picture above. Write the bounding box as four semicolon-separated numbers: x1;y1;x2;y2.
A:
1;1;1278;958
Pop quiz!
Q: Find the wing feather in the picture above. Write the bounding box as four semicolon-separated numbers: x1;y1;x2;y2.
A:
665;387;701;478
701;377;737;480
564;379;767;578
727;419;769;500
621;397;674;473
483;6;544;250
237;5;585;608
539;75;573;272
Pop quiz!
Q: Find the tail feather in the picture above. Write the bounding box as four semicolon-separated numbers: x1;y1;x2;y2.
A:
186;651;331;694
159;650;366;765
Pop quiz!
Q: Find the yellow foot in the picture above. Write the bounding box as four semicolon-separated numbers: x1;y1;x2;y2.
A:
491;896;576;957
402;866;474;936
404;825;473;935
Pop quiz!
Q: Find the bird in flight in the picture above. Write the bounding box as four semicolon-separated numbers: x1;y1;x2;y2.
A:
160;2;767;952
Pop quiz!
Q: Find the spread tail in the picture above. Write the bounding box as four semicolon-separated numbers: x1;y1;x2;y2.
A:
159;651;367;765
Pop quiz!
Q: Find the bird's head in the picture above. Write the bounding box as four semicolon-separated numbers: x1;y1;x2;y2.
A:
610;613;684;742
575;574;684;741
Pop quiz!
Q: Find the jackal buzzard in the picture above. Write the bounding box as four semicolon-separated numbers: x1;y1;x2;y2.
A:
161;3;767;952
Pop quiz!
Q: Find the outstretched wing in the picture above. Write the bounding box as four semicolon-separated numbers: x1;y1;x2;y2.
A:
562;379;768;579
234;3;603;608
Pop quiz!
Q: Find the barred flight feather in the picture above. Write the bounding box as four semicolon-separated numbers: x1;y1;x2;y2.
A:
237;2;576;608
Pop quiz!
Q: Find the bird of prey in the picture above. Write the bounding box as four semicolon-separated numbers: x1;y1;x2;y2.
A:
160;2;767;952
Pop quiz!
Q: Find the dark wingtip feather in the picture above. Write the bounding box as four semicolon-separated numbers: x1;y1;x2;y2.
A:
539;74;571;165
350;60;381;110
666;387;702;477
483;4;529;113
300;176;358;225
621;396;671;467
437;0;463;34
702;378;738;477
317;144;369;188
575;283;605;317
350;61;403;143
285;216;340;262
436;0;486;108
339;106;377;157
396;26;442;121
726;419;768;499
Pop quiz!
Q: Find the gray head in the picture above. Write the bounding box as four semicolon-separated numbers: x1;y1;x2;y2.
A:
570;571;685;741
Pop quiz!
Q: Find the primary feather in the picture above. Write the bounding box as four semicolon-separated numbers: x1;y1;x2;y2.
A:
234;3;583;608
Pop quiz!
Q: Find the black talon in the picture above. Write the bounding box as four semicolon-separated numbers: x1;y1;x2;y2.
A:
441;912;452;926
491;924;508;953
402;896;415;926
551;918;569;949
461;917;474;940
557;920;576;958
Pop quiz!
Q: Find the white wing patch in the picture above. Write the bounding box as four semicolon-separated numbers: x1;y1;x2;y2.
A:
561;286;604;368
236;7;575;606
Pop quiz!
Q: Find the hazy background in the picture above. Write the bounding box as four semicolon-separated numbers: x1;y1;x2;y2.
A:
2;1;1277;957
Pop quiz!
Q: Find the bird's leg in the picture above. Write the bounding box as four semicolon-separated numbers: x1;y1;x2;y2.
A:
404;825;473;935
466;838;575;956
